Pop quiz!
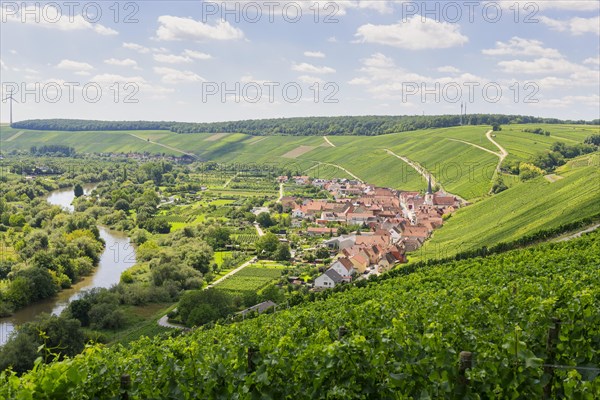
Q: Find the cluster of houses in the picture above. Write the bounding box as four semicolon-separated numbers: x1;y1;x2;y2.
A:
278;176;462;289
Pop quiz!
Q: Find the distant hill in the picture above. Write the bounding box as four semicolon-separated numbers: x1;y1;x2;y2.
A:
11;115;598;136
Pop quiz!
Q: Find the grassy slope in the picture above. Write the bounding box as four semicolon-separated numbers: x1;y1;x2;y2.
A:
1;123;597;199
416;153;600;260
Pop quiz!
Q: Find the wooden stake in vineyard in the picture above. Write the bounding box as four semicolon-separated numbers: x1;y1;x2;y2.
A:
543;319;561;399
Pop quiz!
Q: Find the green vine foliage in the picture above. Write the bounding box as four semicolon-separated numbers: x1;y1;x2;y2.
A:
2;231;599;399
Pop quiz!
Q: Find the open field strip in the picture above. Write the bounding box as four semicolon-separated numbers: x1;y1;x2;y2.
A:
205;133;231;141
281;145;317;159
248;136;268;145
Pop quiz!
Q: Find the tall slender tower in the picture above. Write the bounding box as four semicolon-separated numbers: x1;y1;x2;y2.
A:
425;175;434;206
2;89;17;125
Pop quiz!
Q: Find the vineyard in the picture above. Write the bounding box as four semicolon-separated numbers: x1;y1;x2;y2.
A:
215;264;284;295
2;231;599;398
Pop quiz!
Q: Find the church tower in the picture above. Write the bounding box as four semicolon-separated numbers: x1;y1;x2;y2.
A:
425;175;434;206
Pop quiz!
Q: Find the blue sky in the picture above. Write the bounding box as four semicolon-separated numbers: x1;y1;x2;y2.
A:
1;1;599;123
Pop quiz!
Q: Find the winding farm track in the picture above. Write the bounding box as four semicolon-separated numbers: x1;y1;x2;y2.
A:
384;149;441;187
128;133;196;157
304;162;362;182
554;224;600;242
447;138;501;157
485;130;509;172
5;131;25;141
277;183;284;202
323;136;336;147
158;256;259;329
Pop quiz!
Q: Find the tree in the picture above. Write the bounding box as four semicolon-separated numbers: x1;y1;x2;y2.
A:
584;134;600;146
74;183;84;198
114;199;130;212
492;123;502;131
205;226;230;249
256;212;273;228
178;288;234;326
255;232;279;257
274;242;291;261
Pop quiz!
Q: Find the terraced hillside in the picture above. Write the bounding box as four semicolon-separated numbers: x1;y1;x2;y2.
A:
2;231;599;399
416;153;600;260
1;124;597;200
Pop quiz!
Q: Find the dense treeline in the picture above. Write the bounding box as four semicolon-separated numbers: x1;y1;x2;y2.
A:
12;119;174;132
12;115;598;136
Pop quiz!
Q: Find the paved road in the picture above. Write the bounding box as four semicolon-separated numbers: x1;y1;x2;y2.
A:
254;223;265;237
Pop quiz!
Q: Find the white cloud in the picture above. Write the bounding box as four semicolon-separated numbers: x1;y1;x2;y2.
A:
154;67;205;84
183;50;212;60
497;57;588;75
583;56;600;67
490;1;599;11
240;75;268;85
89;74;174;97
56;59;94;74
123;42;151;54
297;75;325;84
533;94;600;109
292;62;336;74
156;16;244;41
482;37;562;58
304;51;326;58
153;54;193;64
1;4;117;35
348;77;371;85
540;16;600;36
0;59;7;70
327;36;338;43
437;66;461;74
354;16;468;49
104;58;139;68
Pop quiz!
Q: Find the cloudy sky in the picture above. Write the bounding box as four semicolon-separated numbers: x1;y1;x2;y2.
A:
1;1;599;123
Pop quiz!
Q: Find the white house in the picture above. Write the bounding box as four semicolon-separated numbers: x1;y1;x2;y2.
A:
330;257;355;280
292;208;305;219
314;268;344;289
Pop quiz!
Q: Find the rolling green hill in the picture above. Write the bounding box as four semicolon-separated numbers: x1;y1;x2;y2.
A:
2;124;597;201
3;231;599;399
416;153;600;260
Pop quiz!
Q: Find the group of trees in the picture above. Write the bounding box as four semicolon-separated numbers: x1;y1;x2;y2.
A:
12;115;598;137
522;127;550;136
530;142;596;172
30;145;75;157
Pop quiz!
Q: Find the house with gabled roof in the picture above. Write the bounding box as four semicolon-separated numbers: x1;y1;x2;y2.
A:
314;268;344;289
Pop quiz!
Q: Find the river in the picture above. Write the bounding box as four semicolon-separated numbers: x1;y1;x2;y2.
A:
0;184;136;346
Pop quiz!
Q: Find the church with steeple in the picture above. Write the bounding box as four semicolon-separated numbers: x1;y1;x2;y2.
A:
424;175;434;206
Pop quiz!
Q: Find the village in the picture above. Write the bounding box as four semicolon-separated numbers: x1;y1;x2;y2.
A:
275;175;463;290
